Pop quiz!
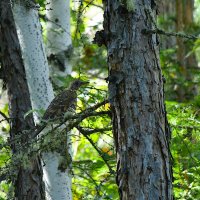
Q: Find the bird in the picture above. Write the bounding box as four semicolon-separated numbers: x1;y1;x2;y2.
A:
33;79;89;138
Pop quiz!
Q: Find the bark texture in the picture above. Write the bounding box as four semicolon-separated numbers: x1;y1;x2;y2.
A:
103;0;173;199
0;1;45;199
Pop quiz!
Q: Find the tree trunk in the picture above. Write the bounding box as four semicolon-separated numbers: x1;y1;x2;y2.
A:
45;1;73;199
103;1;173;199
12;1;72;199
0;1;45;199
158;0;176;49
175;0;197;101
46;0;72;75
182;0;197;69
12;1;54;114
11;1;53;199
176;0;185;67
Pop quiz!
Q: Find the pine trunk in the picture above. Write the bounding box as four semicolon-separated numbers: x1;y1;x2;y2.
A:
103;1;173;199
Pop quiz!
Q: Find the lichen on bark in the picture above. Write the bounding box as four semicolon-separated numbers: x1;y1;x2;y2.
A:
120;0;135;11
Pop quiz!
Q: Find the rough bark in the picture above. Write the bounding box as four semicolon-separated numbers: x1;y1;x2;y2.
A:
103;1;173;199
0;1;45;199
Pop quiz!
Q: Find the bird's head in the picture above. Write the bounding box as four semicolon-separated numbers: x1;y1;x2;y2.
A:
69;79;89;90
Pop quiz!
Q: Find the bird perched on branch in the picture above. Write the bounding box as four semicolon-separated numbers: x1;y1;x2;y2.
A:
33;79;88;138
43;79;88;121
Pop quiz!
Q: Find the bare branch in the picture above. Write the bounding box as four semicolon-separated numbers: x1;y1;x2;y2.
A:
32;99;110;139
0;111;9;123
142;28;198;40
75;126;112;135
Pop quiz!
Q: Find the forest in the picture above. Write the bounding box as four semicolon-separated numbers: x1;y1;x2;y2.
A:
0;0;200;200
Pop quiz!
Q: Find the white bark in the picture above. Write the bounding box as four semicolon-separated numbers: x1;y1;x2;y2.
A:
45;1;73;199
46;0;72;75
12;2;72;200
43;152;72;200
12;4;54;115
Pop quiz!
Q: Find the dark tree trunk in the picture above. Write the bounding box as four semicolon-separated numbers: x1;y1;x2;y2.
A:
103;1;173;199
0;1;45;199
176;0;196;68
175;0;197;101
176;0;185;67
158;0;176;49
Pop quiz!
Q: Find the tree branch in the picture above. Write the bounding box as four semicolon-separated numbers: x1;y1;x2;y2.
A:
74;126;112;135
0;111;9;123
1;100;110;150
142;28;198;40
75;125;114;174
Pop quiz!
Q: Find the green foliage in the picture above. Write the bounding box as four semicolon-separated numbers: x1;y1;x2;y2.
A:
0;104;11;200
52;75;118;199
159;5;200;195
160;47;200;102
167;102;200;199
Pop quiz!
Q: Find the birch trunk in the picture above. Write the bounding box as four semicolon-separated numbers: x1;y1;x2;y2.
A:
103;1;173;199
12;1;71;199
46;0;72;75
44;0;72;200
45;0;73;199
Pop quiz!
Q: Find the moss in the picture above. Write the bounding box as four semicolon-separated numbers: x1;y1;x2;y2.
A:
120;0;135;12
126;0;135;11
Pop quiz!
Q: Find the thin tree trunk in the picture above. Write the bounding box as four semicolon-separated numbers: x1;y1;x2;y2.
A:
46;0;72;75
176;0;197;100
45;1;73;199
158;0;176;49
0;1;45;199
176;0;185;67
102;1;173;199
183;0;197;68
